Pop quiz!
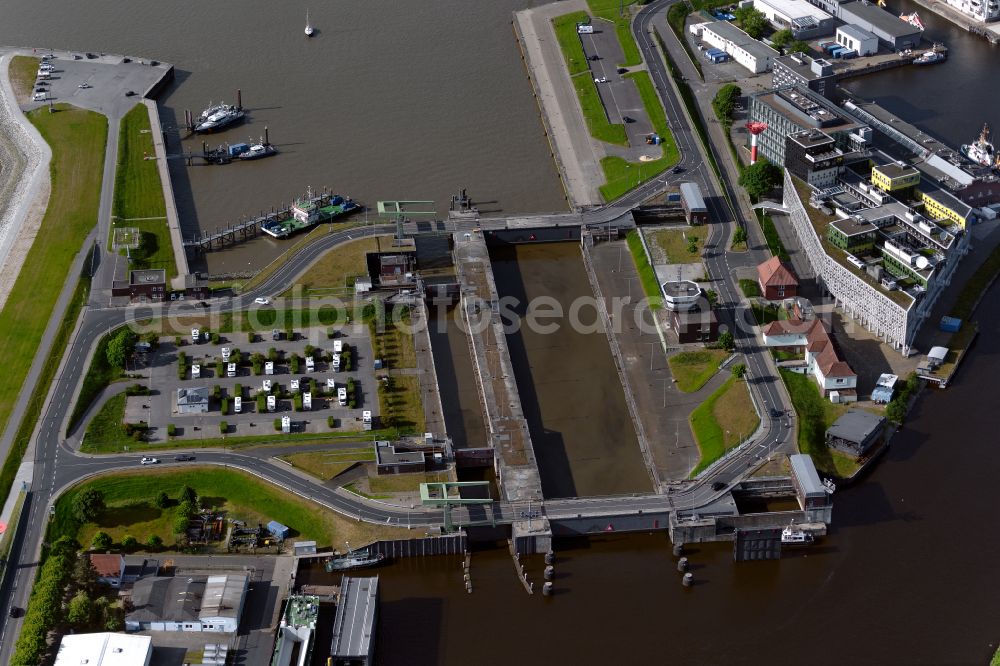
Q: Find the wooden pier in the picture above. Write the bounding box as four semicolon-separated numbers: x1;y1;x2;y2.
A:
183;189;335;252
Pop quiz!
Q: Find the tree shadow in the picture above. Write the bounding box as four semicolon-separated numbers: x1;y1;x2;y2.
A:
95;502;161;528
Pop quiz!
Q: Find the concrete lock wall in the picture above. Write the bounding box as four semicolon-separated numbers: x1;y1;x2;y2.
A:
550;513;672;536
482;226;582;246
367;533;467;558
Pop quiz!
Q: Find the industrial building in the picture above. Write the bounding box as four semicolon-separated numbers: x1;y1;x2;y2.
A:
771;54;836;100
696;20;779;73
176;386;210;414
679;182;708;224
837;2;921;50
826;409;886;457
126;574;248;633
330;576;379;666
88;554;159;587
747;86;871;167
835;24;879;56
757;256;799;300
54;633;152;666
753;0;836;38
789;454;832;518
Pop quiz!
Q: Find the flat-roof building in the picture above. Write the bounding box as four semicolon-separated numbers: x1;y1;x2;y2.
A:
176;387;210;414
375;441;426;475
789;454;831;520
330;576;379;666
772;54;836;100
661;280;702;312
826;409;886;457
837;1;921;49
111;269;168;302
55;633;152;666
754;0;836;37
126;574;248;633
835;24;878;56
700;20;779;73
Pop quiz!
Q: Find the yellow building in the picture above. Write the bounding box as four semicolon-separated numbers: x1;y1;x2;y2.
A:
919;187;974;229
871;162;920;192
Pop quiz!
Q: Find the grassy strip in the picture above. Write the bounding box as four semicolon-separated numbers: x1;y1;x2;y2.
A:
82;393;132;452
280;449;375;481
587;0;642;66
49;467;416;551
552;11;592;77
572;74;628;146
109;104;174;279
81;425;401;455
689;376;759;477
625;231;663;309
0;491;26;576
739;278;761;297
369;307;416;369
648;228;705;264
759;211;790;262
751;302;783;326
377;375;425;434
779;369;859;478
8;56;39;102
598;71;681;201
666;3;704;78
280;235;392;297
67;327;123;434
0;105;106;472
949;240;1000;321
668;349;728;392
0;275;91;507
369;472;450;494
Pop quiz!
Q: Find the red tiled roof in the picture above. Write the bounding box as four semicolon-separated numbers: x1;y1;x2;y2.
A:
89;553;121;578
764;318;856;380
757;256;799;288
825;361;855;378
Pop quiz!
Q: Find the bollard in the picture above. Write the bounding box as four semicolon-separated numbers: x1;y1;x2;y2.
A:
544;565;554;581
682;572;693;587
672;543;684;558
544;551;555;565
542;581;553;596
464;573;471;582
677;557;689;572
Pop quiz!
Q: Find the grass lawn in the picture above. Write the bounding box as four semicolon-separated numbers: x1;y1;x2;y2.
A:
82;393;133;453
599;71;680;202
649;229;705;264
378;375;425;434
368;471;450;495
779;369;860;478
280;448;375;481
750;301;785;326
552;11;592;77
689;376;759;477
282;235;392;297
668;349;729;393
68;327;125;433
739;279;761;298
625;231;663;309
572;74;628;146
51;467;416;551
586;0;642;66
109;104;174;279
370;307;416;369
8;56;38;103
0;104;106;500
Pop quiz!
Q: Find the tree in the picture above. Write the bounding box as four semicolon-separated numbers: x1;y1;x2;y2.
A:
174;514;191;535
732;227;748;248
73;553;98;591
146;535;163;550
719;330;735;351
72;488;105;523
178;499;197;520
106;328;137;369
771;28;793;49
91;531;112;550
886;399;906;424
686;234;700;254
739;158;782;201
787;40;810;55
734;6;768;39
121;535;139;551
732;363;747;378
155;491;170;509
179;485;198;505
67;591;92;627
712;83;742;126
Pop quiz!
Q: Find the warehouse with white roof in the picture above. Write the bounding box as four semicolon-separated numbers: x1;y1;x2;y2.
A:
754;0;836;38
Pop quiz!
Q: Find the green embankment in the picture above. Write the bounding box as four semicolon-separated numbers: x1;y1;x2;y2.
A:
689;376;759;477
0;103;107;503
626;231;663;309
110;104;174;279
552;11;592;77
668;349;729;393
571;74;629;146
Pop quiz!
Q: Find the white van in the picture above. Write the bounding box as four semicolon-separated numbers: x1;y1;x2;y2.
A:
333;340;343;354
227;363;236;378
332;353;341;372
234;396;242;413
337;387;348;406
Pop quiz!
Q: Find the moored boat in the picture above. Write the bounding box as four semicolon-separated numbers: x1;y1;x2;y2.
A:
912;50;945;65
781;525;815;545
238;142;277;160
961;123;996;167
324;549;385;572
194;104;245;133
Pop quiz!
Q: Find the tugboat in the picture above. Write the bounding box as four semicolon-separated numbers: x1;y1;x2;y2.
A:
194;103;245;133
324;548;386;572
961;123;996;168
781;523;815;545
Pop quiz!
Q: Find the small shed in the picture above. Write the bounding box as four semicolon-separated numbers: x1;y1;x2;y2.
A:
267;520;290;540
293;541;317;556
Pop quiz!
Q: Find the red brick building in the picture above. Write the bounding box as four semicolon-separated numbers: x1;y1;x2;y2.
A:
757;256;799;301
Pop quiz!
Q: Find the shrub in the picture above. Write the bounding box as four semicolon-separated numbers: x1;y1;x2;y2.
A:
732;363;747;378
216;360;224;376
234;383;243;397
719;331;735;351
327;328;336;339
348;399;357;409
73;488;105;523
125;383;149;396
327;415;337;428
220;421;229;434
211;332;221;345
175;336;182;347
146;535;163;550
91;531;112;550
257;393;267;412
212;384;222;400
285;328;294;341
221;398;229;416
155;491;170;509
180;485;197;504
173;514;190;535
304;344;315;358
290;355;300;374
293;393;303;412
268;347;278;362
121;535;138;551
274;418;282;431
166;423;176;437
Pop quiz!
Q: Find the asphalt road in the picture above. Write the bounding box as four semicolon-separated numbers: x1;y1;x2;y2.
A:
0;6;798;657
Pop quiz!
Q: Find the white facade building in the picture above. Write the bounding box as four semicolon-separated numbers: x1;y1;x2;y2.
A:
753;0;836;37
940;0;999;22
835;24;878;56
701;21;779;73
55;633;152;666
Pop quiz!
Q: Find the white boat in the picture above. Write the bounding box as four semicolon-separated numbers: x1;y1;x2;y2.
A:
305;9;314;36
781;525;814;545
912;50;945;65
961;123;996;168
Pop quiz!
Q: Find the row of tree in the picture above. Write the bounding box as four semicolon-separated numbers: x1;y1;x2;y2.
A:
11;538;79;666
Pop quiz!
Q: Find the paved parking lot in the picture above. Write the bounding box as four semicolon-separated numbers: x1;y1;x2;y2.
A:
137;326;380;439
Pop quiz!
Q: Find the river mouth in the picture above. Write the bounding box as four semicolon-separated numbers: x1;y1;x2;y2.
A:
487;241;650;498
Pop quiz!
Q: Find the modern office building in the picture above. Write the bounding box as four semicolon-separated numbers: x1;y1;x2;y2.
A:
784;129;861;188
753;0;837;37
771;54;836;100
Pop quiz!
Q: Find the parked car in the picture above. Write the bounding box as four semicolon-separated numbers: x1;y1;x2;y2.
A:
622;115;634;123
32;92;46;101
672;166;684;174
139;457;160;465
588;54;600;61
254;297;270;305
9;606;22;618
616;67;628;74
174;454;195;462
593;76;608;83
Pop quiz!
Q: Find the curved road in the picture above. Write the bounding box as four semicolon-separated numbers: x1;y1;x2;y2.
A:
0;3;798;656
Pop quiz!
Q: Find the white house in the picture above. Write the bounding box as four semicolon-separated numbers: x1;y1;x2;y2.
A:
835;24;878;56
763;318;857;401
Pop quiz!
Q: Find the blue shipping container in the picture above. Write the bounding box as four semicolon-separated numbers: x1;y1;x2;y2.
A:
267;520;290;539
667;193;682;202
940;316;962;333
228;143;250;157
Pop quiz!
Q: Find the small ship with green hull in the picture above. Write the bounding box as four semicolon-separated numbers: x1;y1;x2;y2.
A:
262;190;360;239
